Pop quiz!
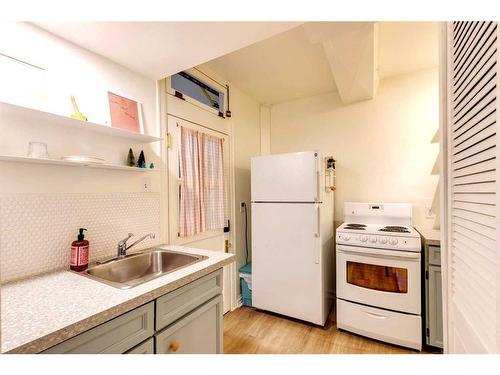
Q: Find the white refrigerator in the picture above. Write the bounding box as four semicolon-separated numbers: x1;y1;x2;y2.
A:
251;151;334;326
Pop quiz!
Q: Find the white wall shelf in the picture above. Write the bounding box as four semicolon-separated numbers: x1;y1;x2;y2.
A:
0;155;159;173
0;101;163;143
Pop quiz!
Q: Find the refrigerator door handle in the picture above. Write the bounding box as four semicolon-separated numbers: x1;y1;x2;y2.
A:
314;154;320;201
315;204;320;264
315;171;320;201
315;204;321;238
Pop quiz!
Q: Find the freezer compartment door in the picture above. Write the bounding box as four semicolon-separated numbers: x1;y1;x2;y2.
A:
251;151;320;202
252;202;324;325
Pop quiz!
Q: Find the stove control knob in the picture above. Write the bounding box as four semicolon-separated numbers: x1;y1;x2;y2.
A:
369;236;377;243
342;234;351;241
379;237;388;244
360;235;368;242
389;238;398;245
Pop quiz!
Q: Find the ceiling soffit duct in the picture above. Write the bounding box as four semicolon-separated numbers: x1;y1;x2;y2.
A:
305;22;379;104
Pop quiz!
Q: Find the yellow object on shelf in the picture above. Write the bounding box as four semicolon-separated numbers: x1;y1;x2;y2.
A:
169;341;180;352
70;96;88;121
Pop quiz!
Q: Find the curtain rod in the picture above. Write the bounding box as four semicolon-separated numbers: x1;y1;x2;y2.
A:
169;113;228;136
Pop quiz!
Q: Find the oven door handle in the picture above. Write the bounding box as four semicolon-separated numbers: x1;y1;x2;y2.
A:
337;245;421;260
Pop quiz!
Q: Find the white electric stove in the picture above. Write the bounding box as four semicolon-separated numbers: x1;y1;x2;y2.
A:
336;202;422;351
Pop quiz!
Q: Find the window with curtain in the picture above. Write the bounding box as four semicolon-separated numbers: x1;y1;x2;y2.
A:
178;126;225;237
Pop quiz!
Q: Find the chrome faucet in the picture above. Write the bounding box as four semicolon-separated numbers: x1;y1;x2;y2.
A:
117;232;155;257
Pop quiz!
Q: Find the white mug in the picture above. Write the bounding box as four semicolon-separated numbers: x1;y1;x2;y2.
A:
27;142;49;158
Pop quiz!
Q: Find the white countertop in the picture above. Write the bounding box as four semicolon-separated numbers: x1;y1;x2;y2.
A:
1;245;234;353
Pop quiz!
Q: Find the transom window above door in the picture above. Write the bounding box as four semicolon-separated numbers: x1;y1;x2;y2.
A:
171;71;225;114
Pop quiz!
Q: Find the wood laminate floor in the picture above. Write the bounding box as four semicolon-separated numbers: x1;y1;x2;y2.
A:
224;306;431;354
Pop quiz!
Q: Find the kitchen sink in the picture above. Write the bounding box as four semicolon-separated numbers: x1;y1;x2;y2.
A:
79;249;207;289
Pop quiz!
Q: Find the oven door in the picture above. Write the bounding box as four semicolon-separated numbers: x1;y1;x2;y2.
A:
336;244;421;315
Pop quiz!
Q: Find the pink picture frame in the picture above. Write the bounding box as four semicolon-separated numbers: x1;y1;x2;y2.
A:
107;91;144;133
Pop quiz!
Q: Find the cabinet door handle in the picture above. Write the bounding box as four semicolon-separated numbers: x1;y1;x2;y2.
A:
169;341;180;352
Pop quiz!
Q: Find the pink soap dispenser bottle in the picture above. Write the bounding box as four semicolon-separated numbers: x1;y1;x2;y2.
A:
70;228;89;272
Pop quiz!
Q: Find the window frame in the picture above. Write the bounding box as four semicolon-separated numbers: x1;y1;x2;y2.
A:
168;68;226;118
167;115;230;246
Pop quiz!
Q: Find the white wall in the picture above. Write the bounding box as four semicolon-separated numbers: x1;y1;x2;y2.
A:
231;87;261;270
269;69;439;229
0;23;159;134
0;23;161;196
260;105;271;155
0;21;262;291
0;23;162;281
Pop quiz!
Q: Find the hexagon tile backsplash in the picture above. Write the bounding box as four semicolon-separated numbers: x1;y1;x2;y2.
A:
0;193;161;283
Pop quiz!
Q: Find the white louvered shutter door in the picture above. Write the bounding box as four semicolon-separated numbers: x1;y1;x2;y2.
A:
447;21;499;353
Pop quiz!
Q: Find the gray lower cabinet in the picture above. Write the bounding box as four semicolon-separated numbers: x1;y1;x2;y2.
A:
42;269;223;354
156;270;222;331
155;295;223;354
427;265;443;348
43;302;154;354
425;245;443;349
126;337;154;354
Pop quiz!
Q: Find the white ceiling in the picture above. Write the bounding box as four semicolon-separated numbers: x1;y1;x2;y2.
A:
34;21;438;105
378;22;439;79
34;22;301;80
205;22;439;105
205;25;337;105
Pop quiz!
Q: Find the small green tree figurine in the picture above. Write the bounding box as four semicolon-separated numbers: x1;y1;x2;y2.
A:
137;150;146;168
127;148;136;167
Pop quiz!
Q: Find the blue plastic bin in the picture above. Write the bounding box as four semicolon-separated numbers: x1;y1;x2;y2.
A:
239;263;252;307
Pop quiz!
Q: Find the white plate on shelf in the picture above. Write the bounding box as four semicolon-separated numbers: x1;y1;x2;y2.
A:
61;155;106;164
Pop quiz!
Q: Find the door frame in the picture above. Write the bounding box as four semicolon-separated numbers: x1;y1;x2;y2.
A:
159;78;237;312
438;21;450;353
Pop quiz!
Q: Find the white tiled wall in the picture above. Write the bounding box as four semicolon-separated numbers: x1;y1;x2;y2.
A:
0;193;161;283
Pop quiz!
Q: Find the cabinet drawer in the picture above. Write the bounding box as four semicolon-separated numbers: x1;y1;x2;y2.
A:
337;299;422;351
155;295;223;354
428;246;441;266
43;302;154;354
126;337;154;354
155;269;222;331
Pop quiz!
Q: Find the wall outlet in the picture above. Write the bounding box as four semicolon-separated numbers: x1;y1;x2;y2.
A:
142;177;152;192
240;201;246;213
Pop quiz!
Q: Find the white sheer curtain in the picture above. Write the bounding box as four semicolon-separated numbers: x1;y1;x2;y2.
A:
179;126;224;237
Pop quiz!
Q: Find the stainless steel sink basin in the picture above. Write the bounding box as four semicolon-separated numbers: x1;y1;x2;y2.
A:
79;249;207;289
